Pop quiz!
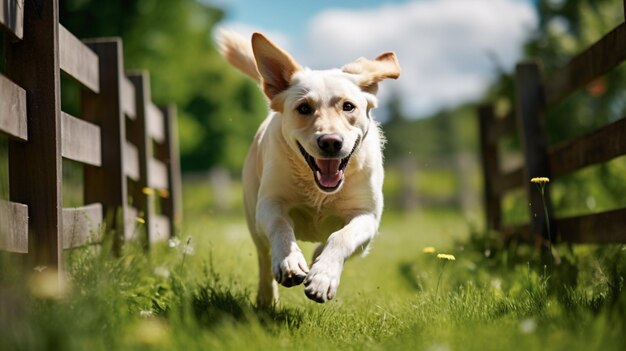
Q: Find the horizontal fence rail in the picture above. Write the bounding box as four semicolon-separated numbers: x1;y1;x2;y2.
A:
0;199;28;253
0;0;182;274
0;74;27;140
478;2;626;245
0;0;24;40
545;23;626;106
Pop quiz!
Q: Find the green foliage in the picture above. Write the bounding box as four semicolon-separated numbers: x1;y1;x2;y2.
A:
59;0;268;173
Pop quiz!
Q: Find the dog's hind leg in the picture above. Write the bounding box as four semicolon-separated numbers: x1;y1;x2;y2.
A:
252;234;278;307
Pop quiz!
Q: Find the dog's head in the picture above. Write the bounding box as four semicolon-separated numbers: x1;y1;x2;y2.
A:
251;33;400;194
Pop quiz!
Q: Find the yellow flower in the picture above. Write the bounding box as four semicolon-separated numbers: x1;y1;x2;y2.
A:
142;187;155;196
136;217;146;224
530;177;550;184
422;246;436;254
437;253;456;261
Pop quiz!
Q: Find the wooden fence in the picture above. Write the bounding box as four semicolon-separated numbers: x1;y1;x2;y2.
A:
479;1;626;245
0;0;182;271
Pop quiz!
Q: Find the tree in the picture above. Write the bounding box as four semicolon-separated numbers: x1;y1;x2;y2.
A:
60;0;268;173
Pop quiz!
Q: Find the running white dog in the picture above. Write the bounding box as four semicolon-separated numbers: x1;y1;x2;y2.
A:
218;31;400;305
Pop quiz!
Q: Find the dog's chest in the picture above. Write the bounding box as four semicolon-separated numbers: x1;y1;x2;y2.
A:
288;205;345;242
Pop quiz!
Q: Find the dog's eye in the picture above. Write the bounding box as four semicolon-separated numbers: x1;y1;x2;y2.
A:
297;103;314;115
342;102;355;112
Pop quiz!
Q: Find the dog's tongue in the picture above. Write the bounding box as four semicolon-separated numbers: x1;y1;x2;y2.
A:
315;159;343;188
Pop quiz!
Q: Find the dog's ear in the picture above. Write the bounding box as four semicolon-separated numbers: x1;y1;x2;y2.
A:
251;33;301;100
342;52;400;94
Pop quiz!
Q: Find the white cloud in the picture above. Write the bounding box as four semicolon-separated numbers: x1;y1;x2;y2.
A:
300;0;538;118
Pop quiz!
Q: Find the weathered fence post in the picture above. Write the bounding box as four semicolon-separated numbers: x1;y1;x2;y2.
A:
82;39;128;254
514;62;555;245
127;72;154;247
159;105;182;236
478;104;502;231
6;0;63;270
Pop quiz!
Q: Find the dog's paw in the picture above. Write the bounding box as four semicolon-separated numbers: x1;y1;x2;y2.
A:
304;258;343;303
273;251;309;287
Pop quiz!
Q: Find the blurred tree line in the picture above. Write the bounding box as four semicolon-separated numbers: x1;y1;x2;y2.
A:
60;0;267;173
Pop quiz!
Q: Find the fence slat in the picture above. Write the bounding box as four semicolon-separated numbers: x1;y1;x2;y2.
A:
487;111;516;143
0;199;28;253
82;39;129;254
479;105;502;230
147;103;165;143
148;158;168;190
515;62;556;242
557;208;626;244
7;0;63;269
61;112;101;166
160;105;182;237
0;74;27;140
121;77;136;119
58;24;99;93
127;72;154;247
124;206;138;241
545;22;626;106
150;215;170;243
493;167;525;195
62;203;103;249
0;0;24;40
549;117;626;178
124;141;140;181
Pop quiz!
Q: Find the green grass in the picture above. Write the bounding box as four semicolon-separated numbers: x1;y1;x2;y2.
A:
1;179;625;350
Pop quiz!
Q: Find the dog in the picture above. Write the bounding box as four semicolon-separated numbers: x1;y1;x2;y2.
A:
218;31;400;305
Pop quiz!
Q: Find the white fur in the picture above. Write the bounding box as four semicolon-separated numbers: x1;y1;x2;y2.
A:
219;31;400;305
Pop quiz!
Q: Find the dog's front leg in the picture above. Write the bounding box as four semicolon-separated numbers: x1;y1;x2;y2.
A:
304;213;378;303
257;198;310;288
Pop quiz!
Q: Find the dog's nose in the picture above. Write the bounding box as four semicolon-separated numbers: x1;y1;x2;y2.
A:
317;134;343;155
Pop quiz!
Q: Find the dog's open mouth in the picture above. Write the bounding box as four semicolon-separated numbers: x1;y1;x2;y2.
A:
297;140;358;193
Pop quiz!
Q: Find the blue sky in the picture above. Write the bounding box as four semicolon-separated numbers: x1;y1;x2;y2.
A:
211;0;538;118
216;0;410;39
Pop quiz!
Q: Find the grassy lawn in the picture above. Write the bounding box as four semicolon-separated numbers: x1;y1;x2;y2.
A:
1;179;624;350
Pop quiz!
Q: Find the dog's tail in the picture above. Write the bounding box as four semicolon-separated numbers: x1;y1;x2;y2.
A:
217;30;261;83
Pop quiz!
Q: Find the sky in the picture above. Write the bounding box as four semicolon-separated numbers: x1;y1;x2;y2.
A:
211;0;539;119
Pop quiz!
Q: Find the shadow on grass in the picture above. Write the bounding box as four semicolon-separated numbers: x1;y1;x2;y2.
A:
189;281;304;330
398;261;425;292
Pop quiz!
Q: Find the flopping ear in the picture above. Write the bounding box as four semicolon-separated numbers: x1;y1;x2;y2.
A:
251;33;301;99
342;52;401;94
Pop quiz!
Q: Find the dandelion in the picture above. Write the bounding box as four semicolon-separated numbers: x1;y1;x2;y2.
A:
142;187;155;196
530;177;550;184
168;237;180;248
422;246;436;254
158;189;170;198
181;243;195;256
136;217;146;224
435;253;456;297
530;176;553;255
436;253;456;261
179;237;194;275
